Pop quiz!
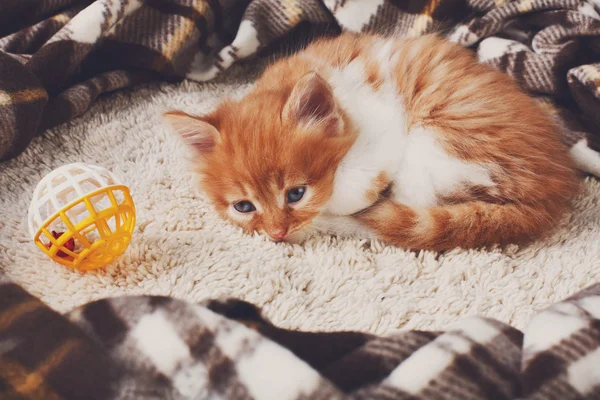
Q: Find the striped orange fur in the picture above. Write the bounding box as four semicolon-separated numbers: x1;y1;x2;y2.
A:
165;33;579;250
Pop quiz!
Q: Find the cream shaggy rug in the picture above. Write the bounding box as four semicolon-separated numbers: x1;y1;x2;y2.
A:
1;65;600;335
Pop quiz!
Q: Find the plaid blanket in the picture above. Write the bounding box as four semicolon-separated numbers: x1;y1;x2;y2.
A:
1;280;599;399
1;0;600;176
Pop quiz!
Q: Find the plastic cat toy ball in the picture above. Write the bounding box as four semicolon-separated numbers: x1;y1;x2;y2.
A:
28;163;136;270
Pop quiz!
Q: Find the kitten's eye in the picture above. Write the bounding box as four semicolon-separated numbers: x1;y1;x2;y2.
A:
287;186;306;204
233;201;256;213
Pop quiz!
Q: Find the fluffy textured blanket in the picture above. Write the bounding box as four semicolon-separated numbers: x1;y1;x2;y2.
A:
1;0;600;175
1;281;599;400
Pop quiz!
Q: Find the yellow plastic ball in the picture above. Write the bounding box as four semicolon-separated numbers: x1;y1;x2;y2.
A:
28;163;136;270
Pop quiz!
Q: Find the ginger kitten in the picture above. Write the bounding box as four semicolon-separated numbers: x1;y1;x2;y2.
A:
164;33;578;251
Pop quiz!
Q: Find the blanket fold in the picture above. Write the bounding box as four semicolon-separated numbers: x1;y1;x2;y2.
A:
0;281;599;399
1;0;600;175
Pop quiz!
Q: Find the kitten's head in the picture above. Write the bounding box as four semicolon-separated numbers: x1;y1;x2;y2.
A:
164;72;356;242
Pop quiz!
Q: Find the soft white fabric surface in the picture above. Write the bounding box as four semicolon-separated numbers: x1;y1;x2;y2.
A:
1;66;599;334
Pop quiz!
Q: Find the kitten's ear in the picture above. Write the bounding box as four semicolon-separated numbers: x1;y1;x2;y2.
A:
163;111;220;155
282;72;344;135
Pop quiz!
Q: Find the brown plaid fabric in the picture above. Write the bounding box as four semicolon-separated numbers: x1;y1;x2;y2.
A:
1;0;600;175
1;281;599;399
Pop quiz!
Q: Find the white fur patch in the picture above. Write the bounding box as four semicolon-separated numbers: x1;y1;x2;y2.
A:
325;39;408;215
324;39;494;215
394;127;495;207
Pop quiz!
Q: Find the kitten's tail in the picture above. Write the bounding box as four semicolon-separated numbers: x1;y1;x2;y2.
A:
356;198;572;251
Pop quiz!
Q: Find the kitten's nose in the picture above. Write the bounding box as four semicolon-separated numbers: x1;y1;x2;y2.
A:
267;227;288;241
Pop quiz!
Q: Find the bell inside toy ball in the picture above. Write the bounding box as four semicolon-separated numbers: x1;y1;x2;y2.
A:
27;163;136;270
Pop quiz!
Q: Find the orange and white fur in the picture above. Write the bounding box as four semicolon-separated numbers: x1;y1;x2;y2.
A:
164;33;578;251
